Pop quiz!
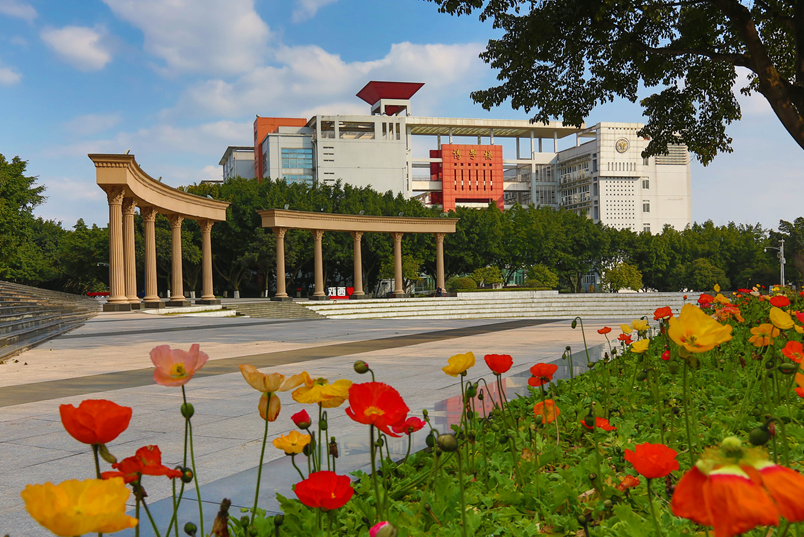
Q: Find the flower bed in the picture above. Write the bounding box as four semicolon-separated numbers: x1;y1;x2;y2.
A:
19;285;804;537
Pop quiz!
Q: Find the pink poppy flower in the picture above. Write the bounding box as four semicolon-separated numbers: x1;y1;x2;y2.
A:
149;344;209;387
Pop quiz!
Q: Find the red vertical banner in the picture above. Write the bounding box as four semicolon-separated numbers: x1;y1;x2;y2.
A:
434;144;503;211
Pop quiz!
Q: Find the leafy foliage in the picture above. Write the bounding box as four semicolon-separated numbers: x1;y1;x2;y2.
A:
601;263;644;292
525;264;559;289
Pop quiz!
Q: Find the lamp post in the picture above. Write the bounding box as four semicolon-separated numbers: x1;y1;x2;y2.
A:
764;239;786;288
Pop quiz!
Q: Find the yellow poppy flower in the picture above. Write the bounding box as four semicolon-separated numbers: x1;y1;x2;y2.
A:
714;283;721;293
630;339;650;353
770;307;795;330
21;478;138;536
258;392;282;421
442;351;476;377
667;304;733;353
795;325;804;334
631;319;650;331
272;430;312;455
239;365;307;393
620;324;633;334
748;324;780;347
713;293;731;305
292;372;352;408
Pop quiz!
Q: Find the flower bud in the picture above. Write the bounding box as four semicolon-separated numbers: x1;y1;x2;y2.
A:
329;438;339;459
422;409;429;418
465;383;477;398
576;515;587;526
274;514;285;527
636;370;648;382
490;423;501;432
588;473;597;482
98;444;117;465
184;522;197;536
180;466;194;484
371;521;399;537
603;500;613;510
425;431;436;448
478;390;484;401
354;360;370;374
239;515;250;527
499;435;510;445
249;527;258;537
571;319;578;329
668;361;679;374
765;359;776;370
437;434;458;452
181;403;195;419
749;426;771;446
303;443;311;456
460;370;468;377
534;414;543;425
584;414;595;428
291;409;312;429
779;363;798;375
320;417;328;431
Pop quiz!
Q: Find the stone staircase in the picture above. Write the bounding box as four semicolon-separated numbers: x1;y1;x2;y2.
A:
0;281;101;362
229;301;324;320
300;290;689;320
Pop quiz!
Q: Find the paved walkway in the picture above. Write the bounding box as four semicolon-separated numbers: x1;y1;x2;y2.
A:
0;311;627;536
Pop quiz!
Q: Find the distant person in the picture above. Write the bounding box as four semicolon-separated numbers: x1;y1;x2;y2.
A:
435;286;443;297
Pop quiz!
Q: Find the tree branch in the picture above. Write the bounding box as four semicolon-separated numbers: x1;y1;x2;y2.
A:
643;45;752;67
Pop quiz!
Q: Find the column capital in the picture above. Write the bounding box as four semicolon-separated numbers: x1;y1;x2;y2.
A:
350;231;364;241
312;229;325;241
168;214;184;229
199;219;214;234
391;232;404;243
106;187;126;206
273;227;287;239
434;232;446;244
122;197;138;216
141;206;157;222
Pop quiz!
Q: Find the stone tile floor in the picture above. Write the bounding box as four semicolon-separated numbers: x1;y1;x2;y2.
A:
0;312;626;536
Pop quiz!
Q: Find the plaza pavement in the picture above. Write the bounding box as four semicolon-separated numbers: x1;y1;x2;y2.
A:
0;310;630;536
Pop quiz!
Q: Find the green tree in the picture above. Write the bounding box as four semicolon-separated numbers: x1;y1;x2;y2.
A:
379;254;422;292
470;266;503;287
525;264;558;289
601;263;644;292
59;219;109;293
428;0;804;162
680;258;731;291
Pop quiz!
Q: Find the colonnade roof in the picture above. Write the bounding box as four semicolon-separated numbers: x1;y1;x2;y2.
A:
89;154;229;221
404;117;584;138
258;209;458;234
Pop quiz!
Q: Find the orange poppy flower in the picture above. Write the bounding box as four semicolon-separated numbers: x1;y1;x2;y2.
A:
698;293;714;305
617;475;640;491
617;333;633;345
101;445;182;484
294;471;354;510
653;306;673;320
533;399;560;424
483;354;513;375
672;437;804;537
581;417;616;431
796;387;804;398
60;400;133;446
528;363;558;387
748;324;780;347
149;344;209;387
597;326;612;335
782;341;804;363
345;382;409;437
770;295;791;308
624;443;679;479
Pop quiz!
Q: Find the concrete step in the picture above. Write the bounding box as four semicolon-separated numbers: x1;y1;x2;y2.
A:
230;301;324;320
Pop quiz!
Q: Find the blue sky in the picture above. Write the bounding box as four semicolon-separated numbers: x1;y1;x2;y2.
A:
1;0;802;231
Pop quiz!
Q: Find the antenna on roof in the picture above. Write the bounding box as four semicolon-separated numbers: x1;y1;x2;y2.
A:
359;210;365;215
284;204;290;209
157;176;162;182
124;149;130;155
398;212;404;217
207;195;213;200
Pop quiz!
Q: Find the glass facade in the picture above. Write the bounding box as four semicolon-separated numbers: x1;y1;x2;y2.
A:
281;148;313;169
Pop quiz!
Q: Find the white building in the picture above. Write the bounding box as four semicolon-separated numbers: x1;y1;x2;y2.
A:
219;146;255;180
219;82;691;233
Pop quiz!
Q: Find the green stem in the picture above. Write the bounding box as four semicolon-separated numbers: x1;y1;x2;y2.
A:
251;392;271;524
646;479;665;537
171;479;179;537
141;498;163;537
404;433;412;463
291;454;305;480
497;375;524;487
456;446;468;537
182;386;204;537
135;496;141;537
318;404;324;471
591;424;603;496
369;425;383;521
682;361;695;466
92;444;102;479
327;510;333;537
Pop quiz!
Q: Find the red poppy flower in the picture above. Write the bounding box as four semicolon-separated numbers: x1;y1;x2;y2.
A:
698;294;714;305
683;295;688;300
771;296;791;308
291;409;312;429
528;363;558;387
391;416;426;435
800;291;804;298
597;326;612;335
617;475;640;491
533;399;560;424
661;350;670;361
654;306;673;320
60;399;133;445
102;445;182;483
294;471;354;510
617;333;633;345
624;443;679;479
581;417;616;431
796;388;804;398
345;382;409;437
782;341;804;363
739;289;752;294
795;311;804;324
484;354;513;375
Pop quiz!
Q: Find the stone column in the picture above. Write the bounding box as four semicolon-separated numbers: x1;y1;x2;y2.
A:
141;207;160;307
167;214;189;307
271;227;291;301
350;231;365;299
392;232;405;297
122;198;140;308
435;233;446;293
104;187;130;311
310;229;328;300
197;219;219;304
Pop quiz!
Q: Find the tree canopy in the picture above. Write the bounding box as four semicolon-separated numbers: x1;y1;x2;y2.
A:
428;0;804;163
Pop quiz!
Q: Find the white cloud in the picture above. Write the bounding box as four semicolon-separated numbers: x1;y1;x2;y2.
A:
174;41;487;119
64;113;122;136
0;0;36;22
0;56;21;85
102;0;270;76
733;66;773;117
292;0;338;22
10;36;28;46
41;25;113;71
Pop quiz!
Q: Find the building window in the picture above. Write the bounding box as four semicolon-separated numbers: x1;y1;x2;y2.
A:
642;179;649;189
282;174;314;185
643;224;651;233
643;201;650;213
643;156;649;166
281;148;313;169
